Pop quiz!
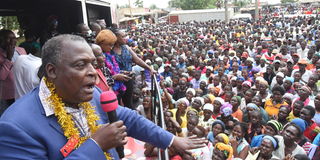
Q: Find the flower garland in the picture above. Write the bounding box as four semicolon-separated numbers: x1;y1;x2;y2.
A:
104;52;126;94
44;77;112;159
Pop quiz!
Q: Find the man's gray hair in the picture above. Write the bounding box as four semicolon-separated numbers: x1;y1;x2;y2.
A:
39;34;87;77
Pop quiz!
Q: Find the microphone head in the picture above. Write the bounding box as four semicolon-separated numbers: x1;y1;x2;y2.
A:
100;91;118;112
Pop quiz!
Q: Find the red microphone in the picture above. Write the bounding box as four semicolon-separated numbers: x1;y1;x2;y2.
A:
100;91;124;158
100;91;118;122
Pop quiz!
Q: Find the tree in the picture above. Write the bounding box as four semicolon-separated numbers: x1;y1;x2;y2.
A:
281;0;296;3
134;0;144;8
150;4;158;9
169;0;217;10
233;0;250;8
0;16;20;31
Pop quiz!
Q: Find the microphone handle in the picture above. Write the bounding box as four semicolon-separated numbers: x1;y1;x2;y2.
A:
106;111;125;158
107;111;118;123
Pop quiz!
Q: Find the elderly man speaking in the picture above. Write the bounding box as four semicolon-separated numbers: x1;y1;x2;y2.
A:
0;35;205;159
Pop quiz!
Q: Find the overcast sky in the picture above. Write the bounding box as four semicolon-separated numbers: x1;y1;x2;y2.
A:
115;0;171;9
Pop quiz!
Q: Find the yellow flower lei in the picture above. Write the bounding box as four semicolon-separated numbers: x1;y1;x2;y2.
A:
44;77;112;159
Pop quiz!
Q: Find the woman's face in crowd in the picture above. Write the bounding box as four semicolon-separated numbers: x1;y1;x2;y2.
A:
142;97;151;109
100;41;115;52
117;31;127;45
298;87;310;98
200;81;207;89
186;91;194;101
221;77;228;86
294;72;302;81
272;91;283;102
187;118;198;132
213;76;220;86
300;108;312;122
178;102;187;113
259;84;267;92
191;99;202;110
264;125;276;136
259;139;275;156
232;125;244;139
203;109;213;119
283;80;292;89
187;110;197;120
278;107;290;120
230;97;239;108
212;124;223;136
244;91;253;102
213;101;222;112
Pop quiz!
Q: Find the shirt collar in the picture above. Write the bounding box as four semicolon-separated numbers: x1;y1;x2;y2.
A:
39;78;55;117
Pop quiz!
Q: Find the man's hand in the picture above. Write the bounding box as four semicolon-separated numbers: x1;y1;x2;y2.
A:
91;121;127;152
170;135;207;155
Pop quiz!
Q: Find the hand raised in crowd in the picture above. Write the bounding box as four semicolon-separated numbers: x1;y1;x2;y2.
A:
112;73;131;82
229;137;239;149
170;135;207;155
91;121;127;152
284;154;296;160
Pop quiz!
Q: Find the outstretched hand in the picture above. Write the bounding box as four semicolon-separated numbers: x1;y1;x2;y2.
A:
170;135;207;155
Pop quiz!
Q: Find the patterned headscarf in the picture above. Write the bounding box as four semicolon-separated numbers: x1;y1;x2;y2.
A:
215;142;233;159
216;133;230;144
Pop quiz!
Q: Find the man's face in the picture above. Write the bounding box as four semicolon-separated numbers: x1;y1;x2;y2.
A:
1;32;17;48
282;125;299;142
293;103;303;116
52;41;97;104
300;108;312;122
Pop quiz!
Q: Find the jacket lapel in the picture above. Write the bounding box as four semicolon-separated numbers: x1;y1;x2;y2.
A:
48;116;64;136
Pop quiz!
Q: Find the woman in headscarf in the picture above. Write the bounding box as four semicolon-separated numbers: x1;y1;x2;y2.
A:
213;97;224;119
246;135;280;160
231;96;243;122
96;29;128;97
207;120;225;143
250;120;283;148
255;79;271;106
292;85;315;107
110;28;156;109
230;122;250;159
212;142;233;160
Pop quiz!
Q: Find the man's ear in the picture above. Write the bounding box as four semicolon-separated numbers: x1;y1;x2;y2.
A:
45;63;57;80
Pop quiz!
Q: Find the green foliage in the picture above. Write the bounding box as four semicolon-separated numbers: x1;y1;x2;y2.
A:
134;0;144;8
281;0;297;3
150;4;158;9
233;0;250;8
169;0;217;10
0;16;20;31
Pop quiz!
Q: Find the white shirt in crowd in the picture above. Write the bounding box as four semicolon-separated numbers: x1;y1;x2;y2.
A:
297;48;309;59
291;69;313;83
13;54;42;99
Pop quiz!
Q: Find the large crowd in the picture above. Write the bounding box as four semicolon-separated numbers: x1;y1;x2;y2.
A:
1;3;320;160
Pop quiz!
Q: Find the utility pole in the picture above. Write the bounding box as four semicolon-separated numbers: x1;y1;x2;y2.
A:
129;0;133;17
225;0;229;23
255;0;259;21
